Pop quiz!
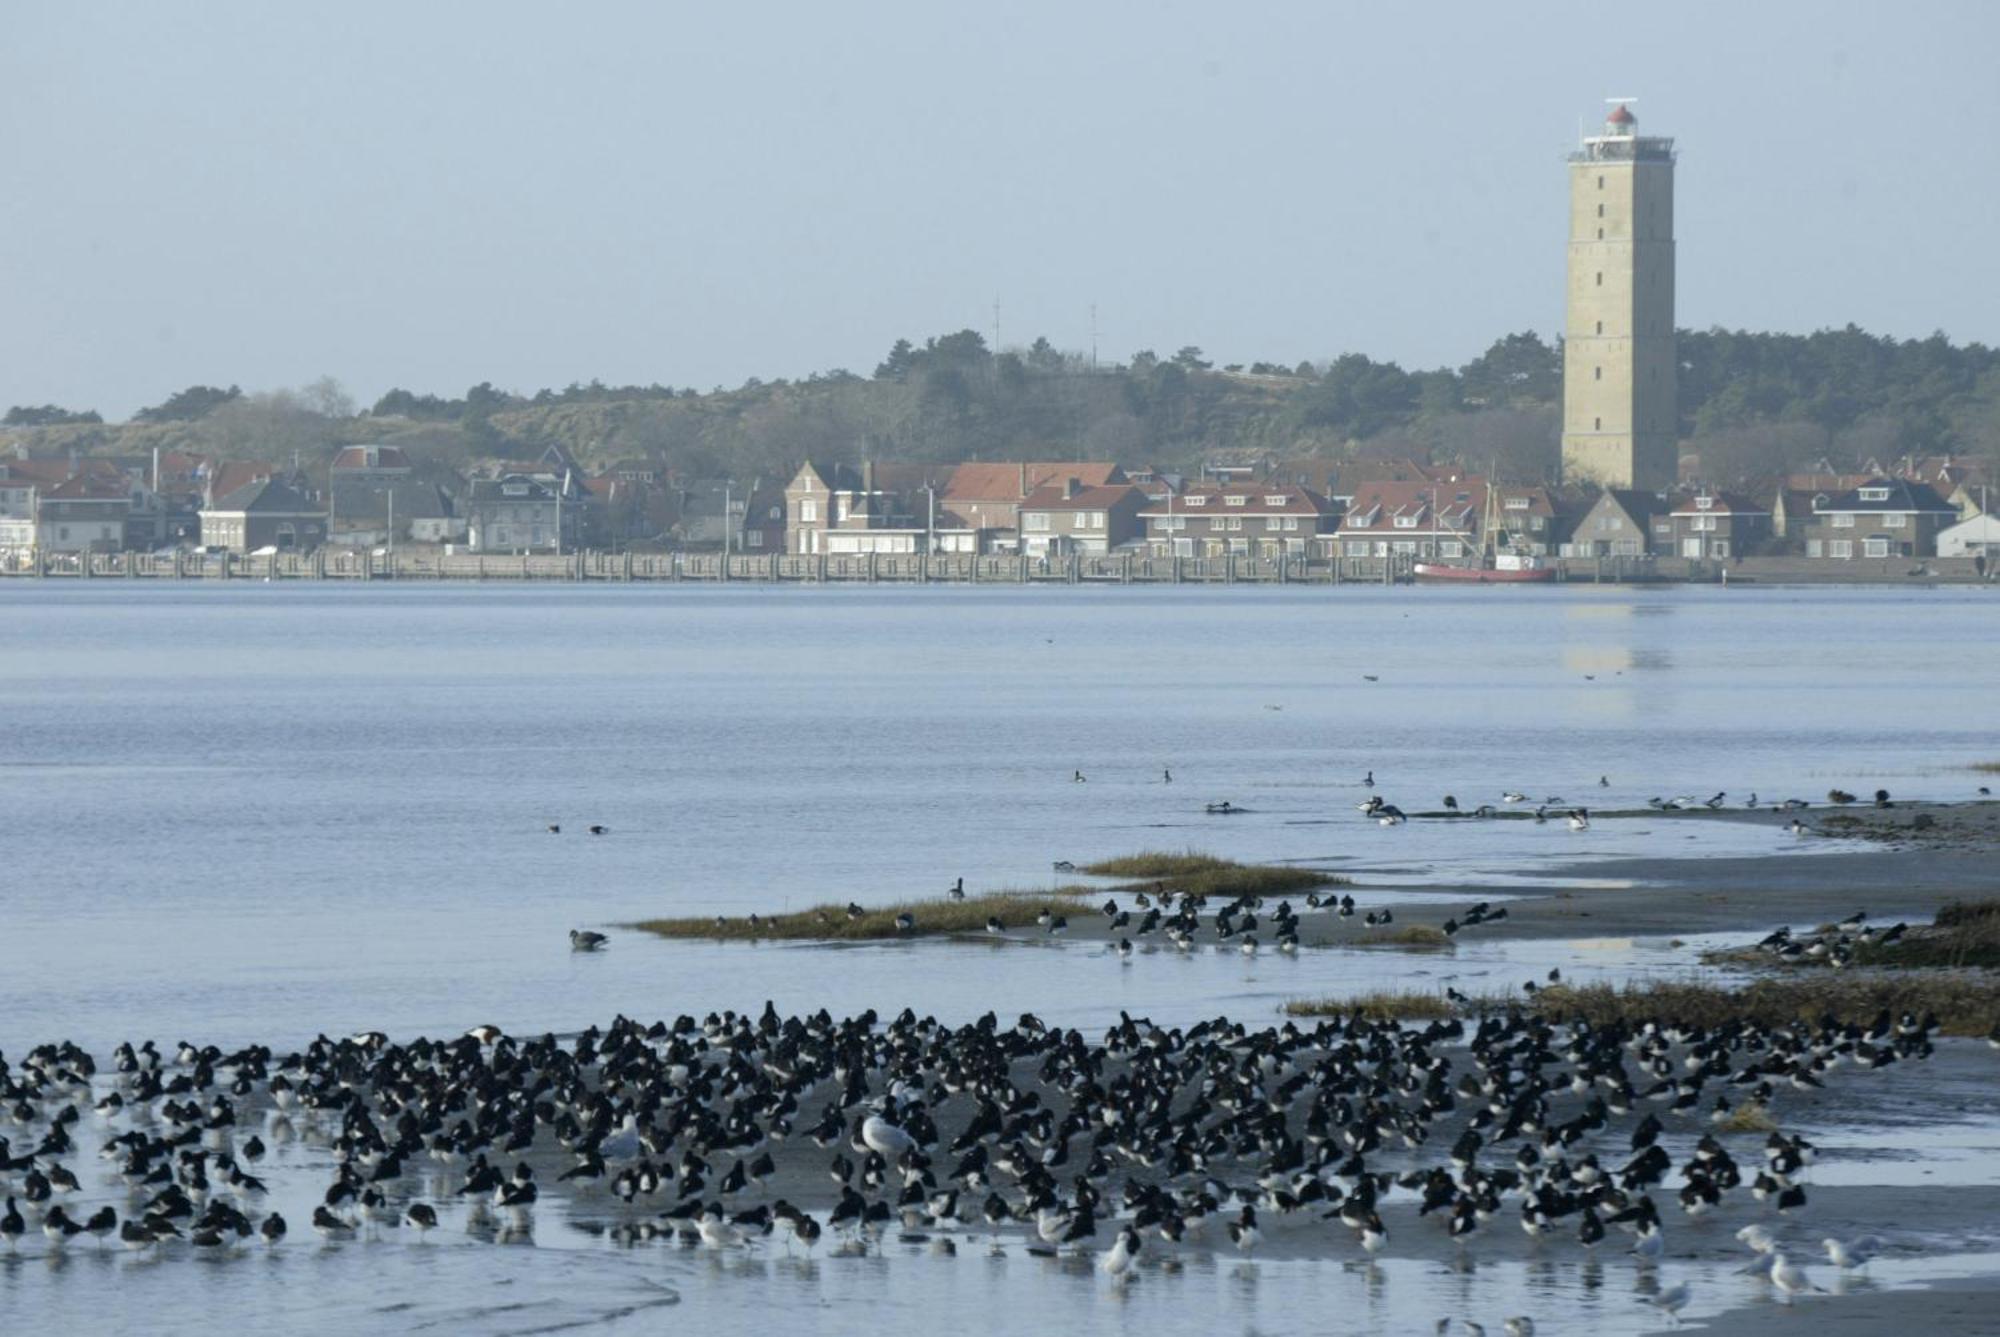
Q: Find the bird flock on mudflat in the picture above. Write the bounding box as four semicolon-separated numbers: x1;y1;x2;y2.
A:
0;994;1945;1325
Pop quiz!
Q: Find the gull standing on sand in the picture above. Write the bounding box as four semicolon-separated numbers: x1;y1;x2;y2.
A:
1643;1282;1691;1325
862;1105;918;1159
1770;1252;1820;1304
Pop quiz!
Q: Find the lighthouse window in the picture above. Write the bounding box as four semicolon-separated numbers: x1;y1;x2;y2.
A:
1597;203;1605;218
1594;417;1602;430
1597;229;1604;240
1596;321;1603;335
1595;272;1603;287
1598;175;1605;189
1594;367;1602;381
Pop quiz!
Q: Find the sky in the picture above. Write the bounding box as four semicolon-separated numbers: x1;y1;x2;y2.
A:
6;1;1998;420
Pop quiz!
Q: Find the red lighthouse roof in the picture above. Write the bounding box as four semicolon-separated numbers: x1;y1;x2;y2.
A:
1606;104;1635;125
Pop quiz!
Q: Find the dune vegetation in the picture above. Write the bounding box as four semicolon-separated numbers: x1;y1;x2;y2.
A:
632;852;1341;942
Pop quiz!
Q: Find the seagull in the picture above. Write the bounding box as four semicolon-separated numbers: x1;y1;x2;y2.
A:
1100;1224;1141;1280
861;1107;918;1158
569;929;608;951
1823;1235;1883;1270
1643;1282;1690;1325
1770;1252;1821;1304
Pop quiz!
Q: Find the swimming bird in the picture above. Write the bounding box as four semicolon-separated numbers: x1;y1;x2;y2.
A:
260;1212;287;1246
1073;771;1086;783
546;823;560;834
406;1202;438;1237
1;1198;22;1251
1568;808;1590;831
1502;791;1527;804
570;929;608;951
588;824;608;835
1503;1320;1534;1337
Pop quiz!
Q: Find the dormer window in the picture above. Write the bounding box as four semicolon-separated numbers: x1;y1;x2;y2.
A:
1695;496;1713;510
1225;495;1246;507
1393;515;1418;529
1264;496;1289;507
1858;487;1891;502
1505;497;1529;511
1184;496;1206;507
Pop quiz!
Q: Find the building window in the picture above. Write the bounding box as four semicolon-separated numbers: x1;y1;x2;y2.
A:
1439;540;1462;558
746;530;763;548
1594;417;1601;430
1597;203;1605;218
1284;517;1299;531
1225;495;1246;506
1830;540;1853;559
1859;487;1891;502
835;497;850;521
1831;513;1855;529
1393;515;1417;529
1598;175;1604;189
1344;540;1369;557
1226;517;1243;531
1183;496;1206;507
1080;512;1106;530
1264;496;1288;507
1595;320;1603;335
799;499;818;523
1806;540;1822;557
1597;228;1604;240
1864;538;1890;558
1883;512;1908;529
1024;513;1050;532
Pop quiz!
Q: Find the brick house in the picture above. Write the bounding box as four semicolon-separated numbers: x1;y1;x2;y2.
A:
1664;491;1772;560
1017;481;1147;557
1335;478;1555;560
199;478;327;553
1566;488;1668;557
939;462;1125;547
1802;478;1958;561
1137;483;1337;559
783;460;967;555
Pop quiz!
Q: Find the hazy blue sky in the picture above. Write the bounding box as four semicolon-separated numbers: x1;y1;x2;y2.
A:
7;1;1997;419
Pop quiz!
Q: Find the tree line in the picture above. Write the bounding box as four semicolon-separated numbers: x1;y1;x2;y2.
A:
8;325;1997;491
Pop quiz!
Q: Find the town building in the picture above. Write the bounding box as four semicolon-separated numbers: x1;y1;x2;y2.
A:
1562;103;1677;491
463;472;585;553
328;444;414;484
1017;481;1147;557
1937;512;2000;560
329;479;463;547
1565;489;1670;557
1335;478;1556;561
1664;491;1772;560
1138;483;1336;559
1801;479;1959;561
938;462;1126;547
198;478;328;553
783;461;969;555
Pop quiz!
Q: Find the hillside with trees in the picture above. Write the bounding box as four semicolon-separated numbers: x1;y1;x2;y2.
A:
8;326;1998;492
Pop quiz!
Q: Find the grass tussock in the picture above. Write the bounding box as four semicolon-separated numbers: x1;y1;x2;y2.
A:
1085;851;1344;898
633;891;1090;942
1286;991;1460;1022
1720;899;2000;971
1285;975;2000;1037
1082;852;1234;879
631;852;1337;943
1339;924;1454;949
1970;761;2000;774
1718;1100;1779;1133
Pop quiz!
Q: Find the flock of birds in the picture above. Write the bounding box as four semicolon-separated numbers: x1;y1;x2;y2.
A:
0;998;1942;1331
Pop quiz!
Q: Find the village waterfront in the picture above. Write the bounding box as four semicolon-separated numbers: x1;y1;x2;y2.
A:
3;580;1998;1334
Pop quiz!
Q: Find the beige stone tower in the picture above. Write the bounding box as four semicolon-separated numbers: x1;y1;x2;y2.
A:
1562;103;1677;490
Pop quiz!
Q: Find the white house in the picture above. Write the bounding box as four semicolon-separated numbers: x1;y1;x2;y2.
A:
1937;512;2000;559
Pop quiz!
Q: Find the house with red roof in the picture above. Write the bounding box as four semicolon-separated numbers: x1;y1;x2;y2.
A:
1333;478;1555;560
1018;480;1147;557
1137;483;1337;559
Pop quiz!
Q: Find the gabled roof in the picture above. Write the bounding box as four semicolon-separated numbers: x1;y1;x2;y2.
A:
206;478;322;515
1596;488;1672;523
1814;478;1957;515
1019;482;1142;513
941;461;1123;502
331;444;413;473
1136;483;1334;518
1338;480;1478;533
1669;490;1769;518
43;474;132;502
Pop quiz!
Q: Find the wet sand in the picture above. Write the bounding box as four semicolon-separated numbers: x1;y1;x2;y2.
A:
969;802;2000;953
1699;1273;2000;1336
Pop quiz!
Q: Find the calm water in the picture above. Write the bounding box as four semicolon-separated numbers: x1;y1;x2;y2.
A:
2;581;1996;1052
4;582;1998;1333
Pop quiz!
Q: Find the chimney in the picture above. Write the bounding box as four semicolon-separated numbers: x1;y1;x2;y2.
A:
864;459;875;494
1019;461;1027;499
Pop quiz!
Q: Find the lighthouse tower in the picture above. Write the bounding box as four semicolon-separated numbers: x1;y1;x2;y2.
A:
1561;103;1677;491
